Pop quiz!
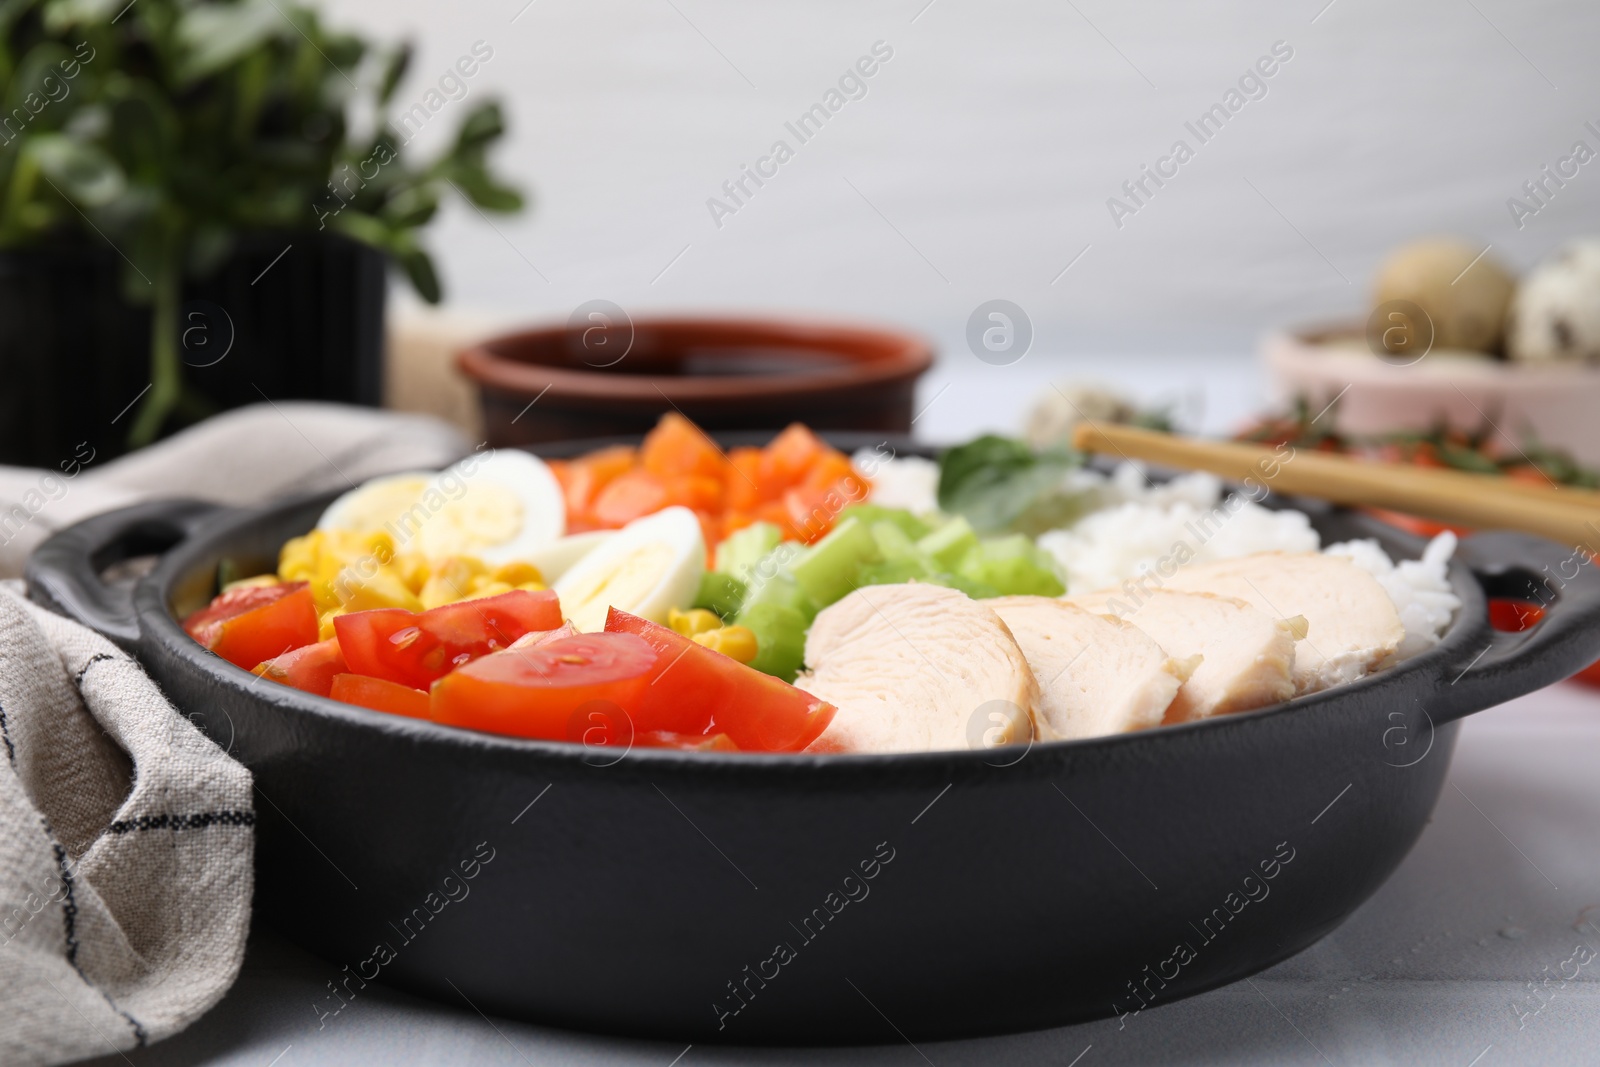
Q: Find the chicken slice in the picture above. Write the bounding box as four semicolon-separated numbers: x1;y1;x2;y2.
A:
798;583;1039;754
1070;589;1297;722
1160;552;1405;692
987;596;1191;739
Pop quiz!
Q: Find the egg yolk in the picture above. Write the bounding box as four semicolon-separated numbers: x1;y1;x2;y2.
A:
562;542;676;632
417;483;525;560
330;478;430;532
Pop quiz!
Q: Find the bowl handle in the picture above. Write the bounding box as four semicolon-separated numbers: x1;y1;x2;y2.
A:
25;499;226;651
1434;529;1600;720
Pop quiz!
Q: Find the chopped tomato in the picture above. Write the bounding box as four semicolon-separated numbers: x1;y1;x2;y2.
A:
334;589;563;690
591;469;670;527
184;581;318;671
636;730;739;751
511;621;577;649
330;673;430;719
430;632;658;740
557;446;637;517
726;448;764;512
605;608;835;751
759;423;826;491
1488;598;1544;633
253;638;347;697
1576;660;1600;688
800;452;855;495
558;415;865;545
1362;508;1469;540
667;474;724;514
643;412;727;481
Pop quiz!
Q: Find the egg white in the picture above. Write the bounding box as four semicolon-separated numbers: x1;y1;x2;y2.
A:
524;530;617;583
555;506;705;632
411;450;567;564
316;471;436;533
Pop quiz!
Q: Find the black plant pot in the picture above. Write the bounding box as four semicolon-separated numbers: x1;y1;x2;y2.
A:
0;232;386;469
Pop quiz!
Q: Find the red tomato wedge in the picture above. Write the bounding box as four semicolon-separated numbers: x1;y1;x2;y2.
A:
1577;660;1600;688
330;673;430;720
253;638;348;697
429;632;658;741
604;608;835;751
1487;598;1544;633
636;730;739;751
334;589;563;690
184;581;318;671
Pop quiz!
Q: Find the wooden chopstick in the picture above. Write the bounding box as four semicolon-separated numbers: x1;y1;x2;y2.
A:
1073;423;1600;552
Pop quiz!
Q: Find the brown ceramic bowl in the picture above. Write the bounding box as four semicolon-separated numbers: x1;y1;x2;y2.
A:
456;315;934;447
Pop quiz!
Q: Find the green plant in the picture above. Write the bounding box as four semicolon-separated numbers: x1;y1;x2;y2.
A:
0;0;523;446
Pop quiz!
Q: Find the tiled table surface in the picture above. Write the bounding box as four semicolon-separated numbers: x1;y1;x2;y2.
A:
80;682;1600;1067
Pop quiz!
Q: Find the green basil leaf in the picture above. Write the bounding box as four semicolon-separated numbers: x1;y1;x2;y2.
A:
937;435;1083;536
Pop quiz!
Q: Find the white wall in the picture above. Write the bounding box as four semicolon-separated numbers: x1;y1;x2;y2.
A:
331;0;1600;432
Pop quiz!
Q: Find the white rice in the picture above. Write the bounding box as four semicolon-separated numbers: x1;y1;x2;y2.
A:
855;450;940;514
864;455;1461;658
1036;467;1322;595
1325;532;1461;660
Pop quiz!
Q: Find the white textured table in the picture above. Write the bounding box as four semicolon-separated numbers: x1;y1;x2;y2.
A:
78;682;1600;1067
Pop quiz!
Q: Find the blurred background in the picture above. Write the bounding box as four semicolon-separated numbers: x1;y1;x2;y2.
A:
341;0;1600;438
4;0;1600;456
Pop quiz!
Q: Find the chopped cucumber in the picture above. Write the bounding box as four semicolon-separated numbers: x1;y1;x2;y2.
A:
956;534;1066;597
868;521;926;563
837;504;931;541
859;559;933;588
693;571;747;619
738;563;815;620
737;602;810;681
916;515;979;569
927;571;1001;599
789;517;881;607
716;522;783;581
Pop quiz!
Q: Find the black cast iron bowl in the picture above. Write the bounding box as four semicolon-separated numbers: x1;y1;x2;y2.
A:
26;434;1600;1045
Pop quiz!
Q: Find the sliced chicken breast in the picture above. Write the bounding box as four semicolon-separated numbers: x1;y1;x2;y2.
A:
1161;552;1404;693
798;583;1039;754
1070;589;1297;722
987;596;1190;739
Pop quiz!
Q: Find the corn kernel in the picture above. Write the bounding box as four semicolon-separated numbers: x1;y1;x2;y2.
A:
278;530;324;582
331;564;423;613
691;625;758;663
669;608;722;637
470;580;515;599
514;581;547;594
420;557;482;609
493;561;544;587
394;554;430;594
309;579;340;614
221;574;279;593
317;611;341;641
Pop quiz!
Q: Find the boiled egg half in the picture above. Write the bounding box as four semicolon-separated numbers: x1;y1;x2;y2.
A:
314;451;566;565
555;506;705;632
412;450;566;564
317;471;436;533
